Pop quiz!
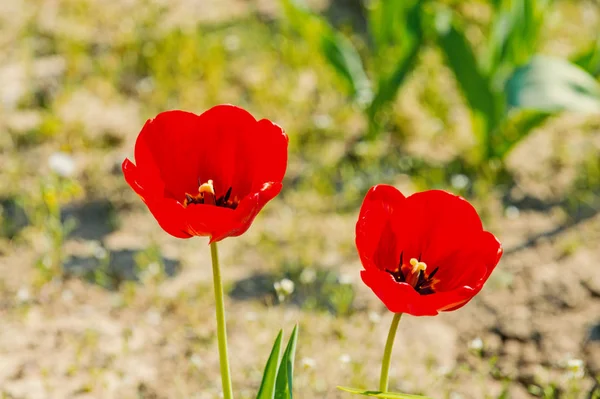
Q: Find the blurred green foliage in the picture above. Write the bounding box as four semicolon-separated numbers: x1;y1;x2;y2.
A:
281;0;600;175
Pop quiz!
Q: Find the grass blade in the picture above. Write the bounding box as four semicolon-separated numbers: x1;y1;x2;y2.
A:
573;36;600;77
434;8;501;159
367;0;423;128
320;32;373;106
274;325;299;399
256;330;284;399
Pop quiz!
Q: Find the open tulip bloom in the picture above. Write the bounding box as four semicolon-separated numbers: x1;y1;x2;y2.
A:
123;105;296;399
122;104;288;243
340;185;502;397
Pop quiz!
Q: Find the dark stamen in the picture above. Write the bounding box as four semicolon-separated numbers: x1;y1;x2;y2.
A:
223;187;232;203
428;267;439;280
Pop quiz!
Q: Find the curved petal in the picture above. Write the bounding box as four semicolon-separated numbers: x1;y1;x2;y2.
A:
355;185;406;270
184;203;236;239
432;230;503;292
361;267;479;316
391;190;484;265
209;182;283;243
244;119;288;193
193;105;259;199
134;110;206;200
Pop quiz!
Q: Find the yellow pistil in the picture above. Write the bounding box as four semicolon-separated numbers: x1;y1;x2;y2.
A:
406;258;427;287
199;179;215;195
198;179;216;205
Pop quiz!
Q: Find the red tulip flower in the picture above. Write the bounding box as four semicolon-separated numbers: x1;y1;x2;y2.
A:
356;185;502;316
122;105;288;243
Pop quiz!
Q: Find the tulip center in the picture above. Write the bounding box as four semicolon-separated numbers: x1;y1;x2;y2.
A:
183;179;239;209
386;253;439;295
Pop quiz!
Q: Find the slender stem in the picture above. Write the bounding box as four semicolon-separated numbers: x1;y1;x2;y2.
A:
379;313;402;392
210;242;234;399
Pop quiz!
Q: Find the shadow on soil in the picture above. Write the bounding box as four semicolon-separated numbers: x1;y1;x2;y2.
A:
229;266;357;316
64;248;180;290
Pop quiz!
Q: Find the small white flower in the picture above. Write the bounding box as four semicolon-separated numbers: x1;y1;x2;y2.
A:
16;287;30;303
339;354;351;364
147;262;161;277
299;268;317;285
300;357;316;370
565;358;584;379
505;206;520;220
468;337;483;352
89;241;108;259
338;274;353;285
48;152;76;177
368;311;381;324
450;174;469;190
274;278;295;301
190;354;203;369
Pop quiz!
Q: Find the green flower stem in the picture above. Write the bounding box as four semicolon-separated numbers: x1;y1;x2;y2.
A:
210;242;234;399
379;313;403;392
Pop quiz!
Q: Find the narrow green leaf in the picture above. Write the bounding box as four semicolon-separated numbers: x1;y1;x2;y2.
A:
320;32;373;106
368;43;420;122
484;0;551;80
368;0;423;123
256;331;284;399
337;386;434;399
280;0;371;105
368;0;421;53
572;36;600;77
506;55;600;113
274;325;299;399
280;0;329;44
435;8;502;158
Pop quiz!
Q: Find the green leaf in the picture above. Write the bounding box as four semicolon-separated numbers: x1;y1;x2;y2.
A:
572;36;600;77
337;386;434;399
506;55;600;113
368;43;420;124
484;0;551;82
256;331;284;399
368;0;421;53
320;32;373;106
280;0;372;105
367;0;424;125
280;0;328;42
274;325;299;399
434;8;502;158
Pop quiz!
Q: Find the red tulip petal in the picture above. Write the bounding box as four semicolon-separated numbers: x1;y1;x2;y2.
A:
209;182;283;243
390;190;483;266
193;105;258;199
432;230;502;292
184;203;236;238
246;119;288;193
134;110;206;200
361;267;480;316
356;185;406;270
